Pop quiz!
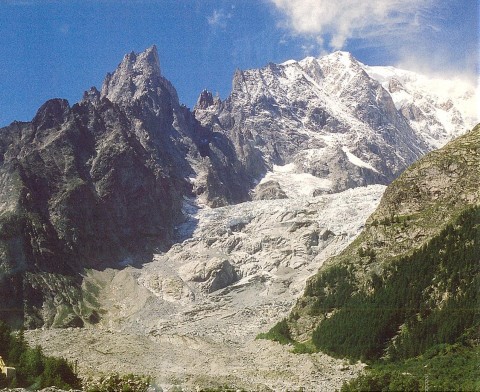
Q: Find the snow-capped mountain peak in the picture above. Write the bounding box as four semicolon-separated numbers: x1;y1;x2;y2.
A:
197;50;431;196
363;64;477;149
196;51;475;199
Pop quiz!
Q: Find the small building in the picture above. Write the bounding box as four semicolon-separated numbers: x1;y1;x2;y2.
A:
0;356;16;380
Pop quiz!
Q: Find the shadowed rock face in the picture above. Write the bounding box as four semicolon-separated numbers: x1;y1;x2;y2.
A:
0;46;254;328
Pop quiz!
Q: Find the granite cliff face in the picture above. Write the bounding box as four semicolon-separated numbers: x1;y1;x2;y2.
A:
0;46;252;327
195;52;475;196
364;65;477;150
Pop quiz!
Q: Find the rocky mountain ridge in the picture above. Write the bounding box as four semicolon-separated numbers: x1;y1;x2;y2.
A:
364;64;476;149
195;51;476;197
0;45;477;390
0;46;254;328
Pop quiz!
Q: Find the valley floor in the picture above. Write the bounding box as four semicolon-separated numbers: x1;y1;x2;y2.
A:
27;327;364;391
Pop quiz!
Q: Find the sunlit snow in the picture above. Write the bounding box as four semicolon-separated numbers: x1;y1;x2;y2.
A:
363;64;478;149
342;146;379;172
259;163;332;197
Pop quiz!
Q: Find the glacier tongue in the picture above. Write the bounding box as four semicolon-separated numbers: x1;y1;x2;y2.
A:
34;183;384;389
259;163;332;197
99;183;386;335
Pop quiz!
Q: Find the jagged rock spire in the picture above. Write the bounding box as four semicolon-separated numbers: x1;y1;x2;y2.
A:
100;45;175;107
196;90;215;110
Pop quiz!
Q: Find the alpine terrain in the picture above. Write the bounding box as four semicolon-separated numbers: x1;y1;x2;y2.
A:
276;124;480;390
0;46;476;390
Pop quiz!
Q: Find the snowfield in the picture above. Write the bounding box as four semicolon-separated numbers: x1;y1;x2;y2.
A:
363;64;477;149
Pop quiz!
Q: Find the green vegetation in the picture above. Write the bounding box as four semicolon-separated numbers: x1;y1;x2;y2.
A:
258;205;479;390
310;206;479;361
341;343;479;391
256;319;293;345
256;319;315;354
303;205;479;391
0;321;80;389
305;264;356;316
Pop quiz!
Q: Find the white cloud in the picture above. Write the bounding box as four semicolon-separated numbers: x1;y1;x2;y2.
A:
268;0;436;49
267;0;479;84
301;43;316;56
207;9;232;29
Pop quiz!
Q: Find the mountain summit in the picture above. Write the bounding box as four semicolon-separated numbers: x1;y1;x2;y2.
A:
195;51;476;197
0;47;251;327
100;45;169;105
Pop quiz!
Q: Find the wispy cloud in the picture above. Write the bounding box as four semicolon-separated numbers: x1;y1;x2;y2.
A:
268;0;437;49
207;9;232;29
267;0;478;84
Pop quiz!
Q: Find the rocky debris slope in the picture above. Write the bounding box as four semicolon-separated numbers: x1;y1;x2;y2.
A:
91;184;385;335
27;327;364;392
0;389;78;392
27;183;384;390
363;123;480;259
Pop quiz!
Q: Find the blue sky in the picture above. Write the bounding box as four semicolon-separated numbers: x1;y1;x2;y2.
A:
0;0;478;126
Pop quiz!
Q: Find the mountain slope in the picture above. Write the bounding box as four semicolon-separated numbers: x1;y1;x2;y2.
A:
276;124;479;362
0;46;253;328
195;51;475;197
364;64;477;149
0;47;472;389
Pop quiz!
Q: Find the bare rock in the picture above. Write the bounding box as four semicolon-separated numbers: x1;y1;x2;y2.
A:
253;180;288;200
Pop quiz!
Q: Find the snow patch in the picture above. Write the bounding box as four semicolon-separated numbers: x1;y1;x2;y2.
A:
342;146;378;173
271;163;295;173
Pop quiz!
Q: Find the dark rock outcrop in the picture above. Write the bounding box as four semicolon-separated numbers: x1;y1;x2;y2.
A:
0;46;253;328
